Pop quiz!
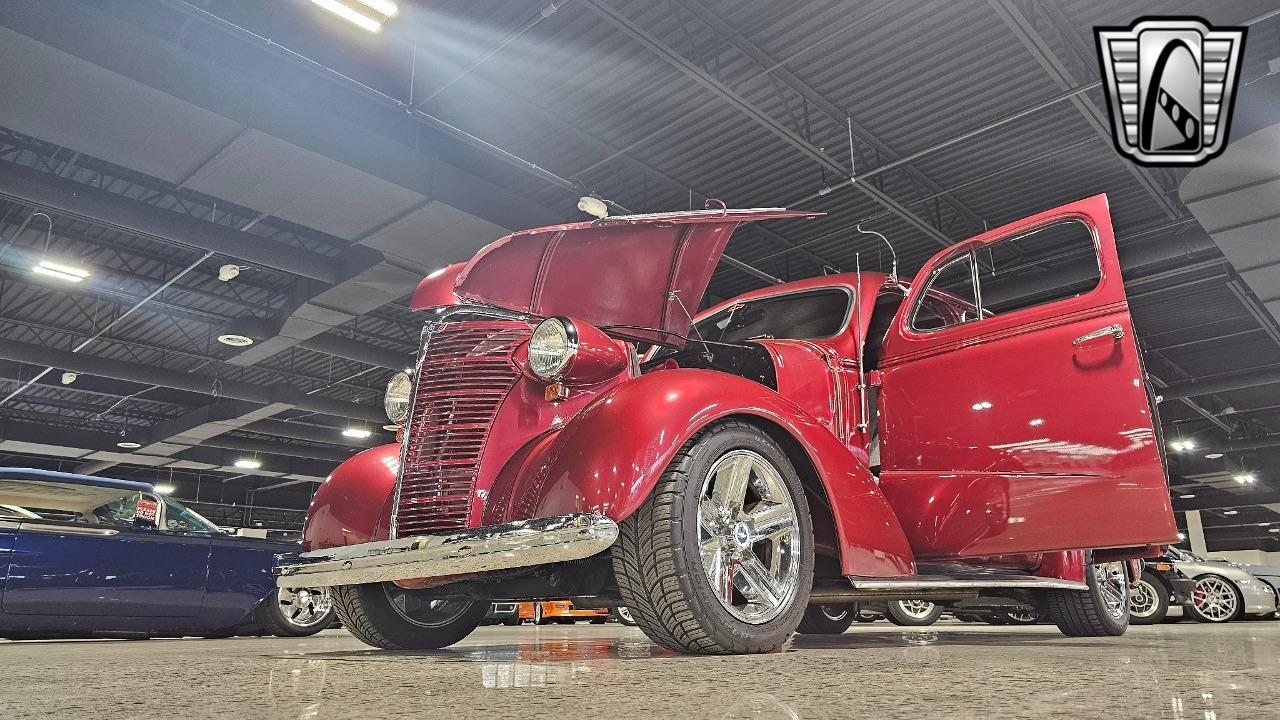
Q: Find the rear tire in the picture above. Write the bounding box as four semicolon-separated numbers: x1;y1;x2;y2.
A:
332;583;487;650
1129;571;1170;625
886;600;943;626
611;420;814;654
1047;560;1129;637
797;604;856;634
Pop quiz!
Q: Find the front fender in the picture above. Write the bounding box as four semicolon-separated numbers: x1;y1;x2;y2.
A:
301;444;398;551
485;369;914;577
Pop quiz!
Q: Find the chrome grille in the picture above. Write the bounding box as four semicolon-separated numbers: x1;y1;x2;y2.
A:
394;319;530;537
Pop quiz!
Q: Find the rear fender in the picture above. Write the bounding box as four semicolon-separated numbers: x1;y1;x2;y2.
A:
485;369;915;577
301;444;398;552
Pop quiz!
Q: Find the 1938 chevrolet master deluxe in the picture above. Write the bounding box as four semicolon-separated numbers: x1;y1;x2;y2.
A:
278;194;1178;654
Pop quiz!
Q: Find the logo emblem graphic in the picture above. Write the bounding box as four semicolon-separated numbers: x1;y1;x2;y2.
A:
1095;17;1246;166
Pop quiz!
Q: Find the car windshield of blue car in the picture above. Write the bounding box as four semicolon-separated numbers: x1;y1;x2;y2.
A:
160;496;220;534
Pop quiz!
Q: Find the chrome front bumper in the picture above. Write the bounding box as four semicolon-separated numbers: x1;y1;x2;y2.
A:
275;513;619;588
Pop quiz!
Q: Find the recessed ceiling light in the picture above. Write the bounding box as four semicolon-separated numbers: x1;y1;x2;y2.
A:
153;484;175;495
342;427;372;439
234;458;262;470
1204;453;1224;459
1223;510;1239;516
217;333;254;347
1179;493;1196;499
33;259;90;282
116;441;142;450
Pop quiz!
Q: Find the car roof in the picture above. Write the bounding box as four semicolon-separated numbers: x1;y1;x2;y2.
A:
0;467;154;493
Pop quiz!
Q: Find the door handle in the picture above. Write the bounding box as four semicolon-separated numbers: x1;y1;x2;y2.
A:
1073;324;1124;346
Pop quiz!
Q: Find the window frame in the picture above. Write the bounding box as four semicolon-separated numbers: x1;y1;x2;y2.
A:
907;215;1103;336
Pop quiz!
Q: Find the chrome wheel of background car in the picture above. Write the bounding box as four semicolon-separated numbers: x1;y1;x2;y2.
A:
1191;576;1239;622
696;449;802;625
1129;579;1161;620
383;585;475;628
821;606;849;622
896;600;935;620
1093;562;1129;620
614;606;635;625
278;587;334;629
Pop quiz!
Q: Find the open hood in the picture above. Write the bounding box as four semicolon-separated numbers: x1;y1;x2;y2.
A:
454;208;820;346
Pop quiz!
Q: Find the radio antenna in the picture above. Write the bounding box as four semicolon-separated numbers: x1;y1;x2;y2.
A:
855;223;899;285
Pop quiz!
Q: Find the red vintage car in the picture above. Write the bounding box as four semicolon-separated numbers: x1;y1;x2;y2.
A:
278;194;1177;654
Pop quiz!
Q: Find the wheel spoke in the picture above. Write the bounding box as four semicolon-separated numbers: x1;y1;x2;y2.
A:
745;501;794;537
734;554;782;610
699;498;724;534
713;456;752;511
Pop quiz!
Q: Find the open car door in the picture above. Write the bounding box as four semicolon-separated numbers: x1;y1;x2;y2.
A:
875;194;1177;558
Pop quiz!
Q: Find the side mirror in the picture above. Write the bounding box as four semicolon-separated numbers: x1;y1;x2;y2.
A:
133;493;161;531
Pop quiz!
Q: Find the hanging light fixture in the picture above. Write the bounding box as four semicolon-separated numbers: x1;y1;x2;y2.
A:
27;212;92;283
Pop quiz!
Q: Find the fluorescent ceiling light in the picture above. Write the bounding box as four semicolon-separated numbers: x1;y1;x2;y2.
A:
382;424;400;431
116;441;142;449
355;0;398;17
1168;439;1196;452
342;427;372;439
1234;473;1257;485
311;0;386;32
1223;510;1239;516
234;458;262;470
1177;532;1186;540
1204;452;1224;459
217;333;254;347
1179;493;1196;499
1271;528;1279;534
153;484;175;495
33;259;90;282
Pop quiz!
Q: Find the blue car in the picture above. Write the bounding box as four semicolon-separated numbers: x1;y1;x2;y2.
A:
0;468;334;639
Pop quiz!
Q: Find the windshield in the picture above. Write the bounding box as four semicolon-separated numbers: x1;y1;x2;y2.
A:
692;288;851;344
161;496;220;534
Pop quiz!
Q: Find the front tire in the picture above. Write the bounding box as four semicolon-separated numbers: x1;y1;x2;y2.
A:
797;604;856;634
1129;571;1171;625
1187;574;1242;623
886;600;943;626
611;420;814;654
332;583;487;650
1046;560;1129;637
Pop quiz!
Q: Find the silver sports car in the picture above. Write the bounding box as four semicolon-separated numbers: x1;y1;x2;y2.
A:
1166;547;1279;623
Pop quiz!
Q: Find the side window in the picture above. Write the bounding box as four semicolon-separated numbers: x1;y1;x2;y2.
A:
911;254;977;331
91;492;143;528
978;219;1100;315
160;496;219;534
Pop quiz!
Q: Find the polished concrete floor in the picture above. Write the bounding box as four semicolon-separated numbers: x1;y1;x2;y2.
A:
2;619;1278;719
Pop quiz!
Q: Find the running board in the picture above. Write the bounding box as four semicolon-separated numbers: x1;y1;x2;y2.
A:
807;575;1087;604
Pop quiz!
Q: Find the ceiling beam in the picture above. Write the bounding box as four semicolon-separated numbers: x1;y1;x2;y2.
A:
578;0;956;250
985;0;1179;220
0;160;381;284
0;336;385;423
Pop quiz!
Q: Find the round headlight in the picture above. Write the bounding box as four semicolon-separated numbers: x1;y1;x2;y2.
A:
384;371;412;423
528;317;578;380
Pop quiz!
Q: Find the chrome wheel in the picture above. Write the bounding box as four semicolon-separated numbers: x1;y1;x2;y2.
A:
1130;578;1161;619
696;449;802;624
896;600;936;620
277;587;334;629
821;606;849;622
1192;576;1239;622
615;606;634;624
1093;561;1129;620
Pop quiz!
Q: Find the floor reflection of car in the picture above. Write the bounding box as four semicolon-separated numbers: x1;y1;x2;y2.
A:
1165;547;1278;623
1129;557;1195;625
0;468;334;639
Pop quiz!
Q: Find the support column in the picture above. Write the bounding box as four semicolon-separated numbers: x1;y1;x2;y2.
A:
1185;510;1207;554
